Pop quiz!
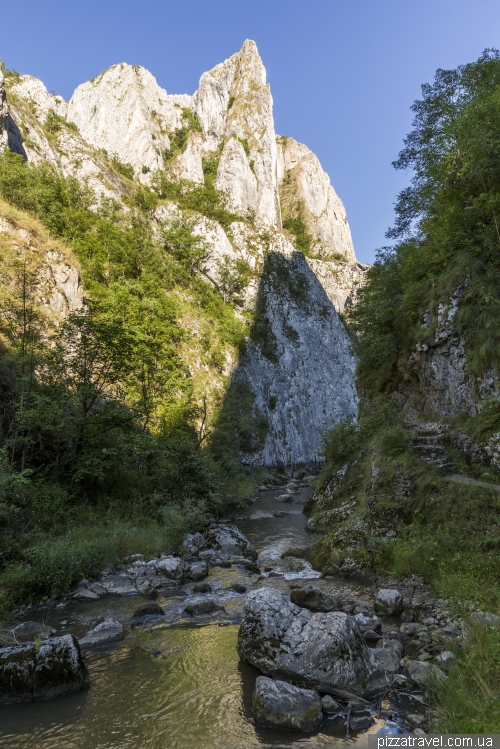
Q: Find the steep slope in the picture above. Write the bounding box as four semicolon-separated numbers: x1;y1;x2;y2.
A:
0;41;364;466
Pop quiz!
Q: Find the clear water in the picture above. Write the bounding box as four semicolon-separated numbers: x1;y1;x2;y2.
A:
0;485;411;748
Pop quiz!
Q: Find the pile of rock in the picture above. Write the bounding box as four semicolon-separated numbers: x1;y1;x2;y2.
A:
238;584;466;734
69;523;259;603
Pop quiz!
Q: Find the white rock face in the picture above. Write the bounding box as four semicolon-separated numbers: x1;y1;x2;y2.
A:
67;63;191;179
277;136;356;263
215;137;258;215
11;75;68;121
194;39;280;226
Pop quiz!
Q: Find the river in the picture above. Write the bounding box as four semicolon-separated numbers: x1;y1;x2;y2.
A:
0;484;416;748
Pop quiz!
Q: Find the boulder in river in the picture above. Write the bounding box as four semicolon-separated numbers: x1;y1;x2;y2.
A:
79;619;124;650
100;573;137;596
202;523;257;561
237;588;387;698
290;585;341;613
156;556;182;578
132;603;164;618
253;676;323;732
11;621;55;643
193;581;212;593
0;635;89;704
374;589;403;616
189;561;208;581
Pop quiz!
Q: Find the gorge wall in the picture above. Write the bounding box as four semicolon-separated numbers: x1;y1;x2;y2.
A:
0;41;366;466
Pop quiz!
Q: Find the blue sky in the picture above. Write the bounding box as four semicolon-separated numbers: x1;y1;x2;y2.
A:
1;0;500;263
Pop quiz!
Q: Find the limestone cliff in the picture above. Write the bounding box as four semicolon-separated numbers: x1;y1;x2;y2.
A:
0;41;365;465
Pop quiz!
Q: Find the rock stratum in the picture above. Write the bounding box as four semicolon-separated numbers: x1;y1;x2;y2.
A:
0;41;367;465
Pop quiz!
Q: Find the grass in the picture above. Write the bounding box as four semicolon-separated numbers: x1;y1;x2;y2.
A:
0;500;207;613
431;622;500;732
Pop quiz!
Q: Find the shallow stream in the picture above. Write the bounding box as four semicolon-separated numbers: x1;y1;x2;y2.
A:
0;485;416;748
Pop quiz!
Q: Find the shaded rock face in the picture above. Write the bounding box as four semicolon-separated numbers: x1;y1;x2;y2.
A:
253;676;323;732
234;252;358;466
0;635;89;704
397;288;499;418
237;588;387;698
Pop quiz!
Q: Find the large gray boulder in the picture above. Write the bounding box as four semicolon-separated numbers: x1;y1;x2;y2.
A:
202;523;257;560
237;588;387;698
0;635;89;704
374;589;403;616
289;585;340;613
253;676;322;732
79;619;124;650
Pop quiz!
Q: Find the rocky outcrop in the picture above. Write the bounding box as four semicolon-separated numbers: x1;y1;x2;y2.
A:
194;40;280;227
68;63;191;180
397;288;499;418
0;635;89;703
252;676;323;732
0;69;8;149
2;41;365;468
277;136;355;263
237;588;387;698
234;252;358;465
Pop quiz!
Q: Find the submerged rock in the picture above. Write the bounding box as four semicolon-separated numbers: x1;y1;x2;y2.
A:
79;619;124;650
0;635;89;704
184;600;225;617
193;581;212;594
11;621;55;643
237;588;387;698
290;585;340;613
252;676;323;732
202;523;257;560
132;604;164;618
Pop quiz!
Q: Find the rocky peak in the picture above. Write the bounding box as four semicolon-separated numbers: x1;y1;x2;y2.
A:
277;135;356;264
11;75;67;121
194;40;280;226
67;63;191;179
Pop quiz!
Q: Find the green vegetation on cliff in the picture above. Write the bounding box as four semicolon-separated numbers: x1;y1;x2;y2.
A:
0;151;261;611
351;49;500;397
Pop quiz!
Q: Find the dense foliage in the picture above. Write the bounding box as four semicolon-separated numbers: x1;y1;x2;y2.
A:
0;150;258;608
351;49;500;394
